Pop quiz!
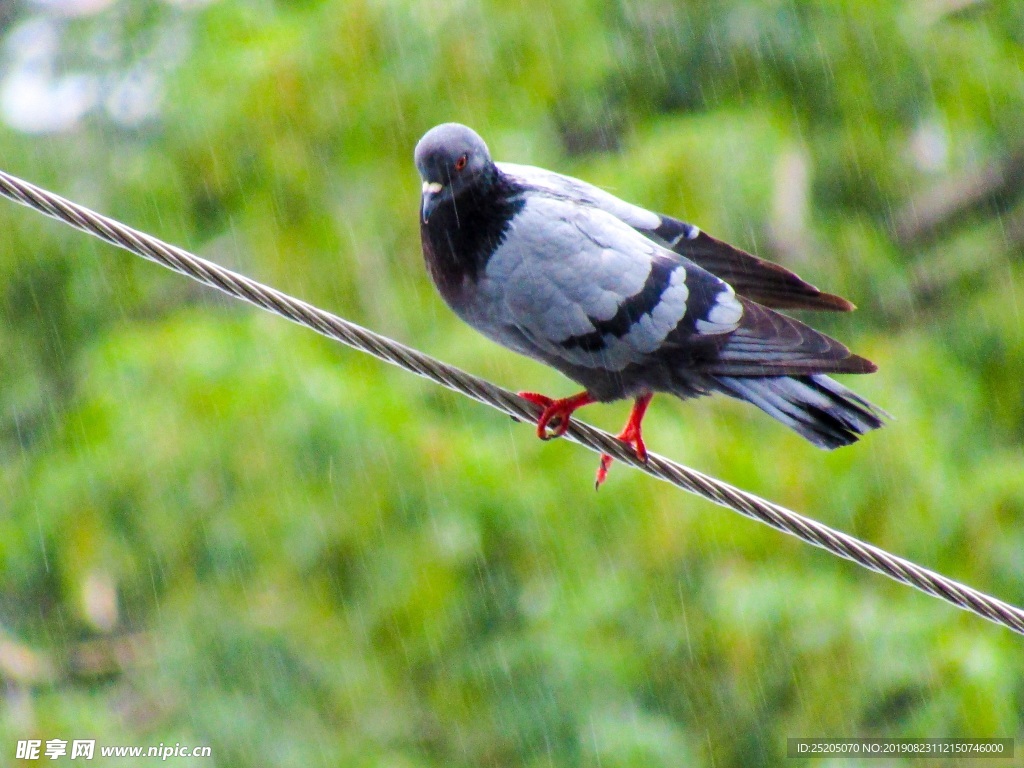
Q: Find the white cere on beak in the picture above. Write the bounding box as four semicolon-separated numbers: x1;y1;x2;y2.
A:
422;181;444;194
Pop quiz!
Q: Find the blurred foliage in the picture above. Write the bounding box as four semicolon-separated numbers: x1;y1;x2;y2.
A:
2;0;1024;765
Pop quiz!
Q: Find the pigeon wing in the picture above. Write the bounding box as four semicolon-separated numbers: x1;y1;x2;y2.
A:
497;162;853;312
646;216;854;312
687;298;876;376
483;196;743;374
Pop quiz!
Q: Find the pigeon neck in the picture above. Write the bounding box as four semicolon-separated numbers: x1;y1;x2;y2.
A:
420;166;524;301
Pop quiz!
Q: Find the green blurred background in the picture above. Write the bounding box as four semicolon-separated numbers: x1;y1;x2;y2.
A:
2;0;1023;765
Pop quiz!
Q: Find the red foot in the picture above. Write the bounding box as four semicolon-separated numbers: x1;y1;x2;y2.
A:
517;391;596;440
596;393;653;489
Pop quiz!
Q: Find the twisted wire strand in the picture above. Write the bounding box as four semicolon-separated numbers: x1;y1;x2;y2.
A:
1;168;1021;636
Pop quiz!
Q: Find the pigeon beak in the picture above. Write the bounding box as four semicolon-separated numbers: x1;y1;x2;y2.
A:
421;181;444;223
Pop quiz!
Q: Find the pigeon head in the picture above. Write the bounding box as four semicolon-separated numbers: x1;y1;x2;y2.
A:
415;123;493;223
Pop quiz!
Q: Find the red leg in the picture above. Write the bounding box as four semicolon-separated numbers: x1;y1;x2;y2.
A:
596;393;654;489
517;390;596;440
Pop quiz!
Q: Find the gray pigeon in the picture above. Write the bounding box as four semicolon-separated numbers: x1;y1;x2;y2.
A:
414;123;885;486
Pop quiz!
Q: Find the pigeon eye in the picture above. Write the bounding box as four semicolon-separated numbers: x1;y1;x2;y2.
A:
454;154;468;172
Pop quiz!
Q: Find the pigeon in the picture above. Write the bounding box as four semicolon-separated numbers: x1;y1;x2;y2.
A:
414;122;886;487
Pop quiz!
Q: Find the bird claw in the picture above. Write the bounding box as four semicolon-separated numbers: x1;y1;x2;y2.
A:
594;436;648;489
538;427;560;441
517;391;593;440
633;438;649;464
593;393;653;489
516;390;652;488
540;414;571;439
595;454;612;490
517;392;554;409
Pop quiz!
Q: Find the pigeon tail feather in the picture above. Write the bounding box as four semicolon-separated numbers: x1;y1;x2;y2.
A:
709;374;887;449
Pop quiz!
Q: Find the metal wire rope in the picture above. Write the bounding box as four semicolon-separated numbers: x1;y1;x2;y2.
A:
1;167;1021;636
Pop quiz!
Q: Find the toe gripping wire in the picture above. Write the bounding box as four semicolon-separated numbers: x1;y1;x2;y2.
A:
1;168;1022;637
